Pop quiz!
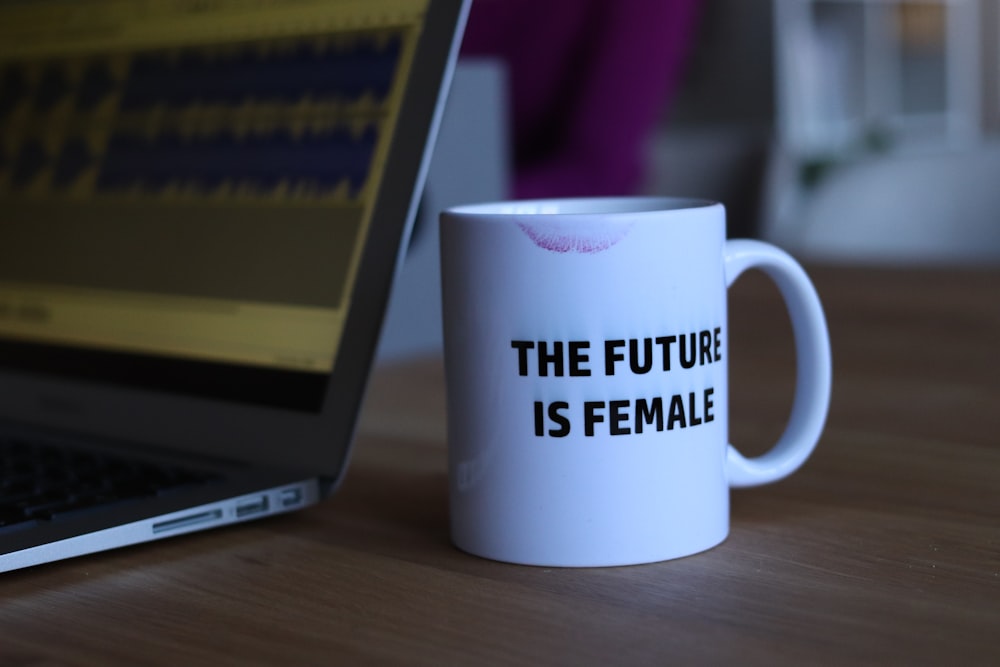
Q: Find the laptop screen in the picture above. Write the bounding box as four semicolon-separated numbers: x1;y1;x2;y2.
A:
0;0;442;411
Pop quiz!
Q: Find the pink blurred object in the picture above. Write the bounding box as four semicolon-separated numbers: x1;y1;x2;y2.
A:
461;0;702;198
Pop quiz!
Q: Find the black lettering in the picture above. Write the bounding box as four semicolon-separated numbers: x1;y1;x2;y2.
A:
604;340;625;375
635;397;663;434
535;401;572;437
512;340;534;376
679;333;697;369
584;401;605;436
699;330;713;365
610;400;631;435
713;327;722;362
704;387;715;423
688;391;703;426
568;341;591;377
548;401;571;437
656;335;676;371
629;338;653;374
667;394;686;430
537;341;564;377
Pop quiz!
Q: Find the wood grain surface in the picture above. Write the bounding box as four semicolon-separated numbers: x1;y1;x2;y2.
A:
1;266;997;666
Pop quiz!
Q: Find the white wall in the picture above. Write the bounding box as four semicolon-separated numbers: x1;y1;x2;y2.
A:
376;60;510;362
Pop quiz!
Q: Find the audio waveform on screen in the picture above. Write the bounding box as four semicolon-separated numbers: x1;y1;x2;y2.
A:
0;31;402;202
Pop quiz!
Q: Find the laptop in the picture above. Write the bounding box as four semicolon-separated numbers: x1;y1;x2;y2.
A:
0;0;470;573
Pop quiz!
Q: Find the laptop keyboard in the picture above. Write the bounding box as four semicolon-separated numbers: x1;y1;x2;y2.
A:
0;437;220;533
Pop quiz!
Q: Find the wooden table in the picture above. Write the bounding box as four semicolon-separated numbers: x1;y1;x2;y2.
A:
2;266;998;665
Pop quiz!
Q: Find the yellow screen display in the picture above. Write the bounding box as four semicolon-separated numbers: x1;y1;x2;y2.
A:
0;0;427;372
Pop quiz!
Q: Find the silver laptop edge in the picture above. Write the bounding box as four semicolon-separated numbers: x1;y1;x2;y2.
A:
0;479;321;573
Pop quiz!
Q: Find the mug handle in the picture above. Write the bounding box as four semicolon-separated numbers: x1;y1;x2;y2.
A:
724;240;832;488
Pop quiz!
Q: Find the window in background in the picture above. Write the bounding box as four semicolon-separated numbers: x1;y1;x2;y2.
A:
774;0;982;162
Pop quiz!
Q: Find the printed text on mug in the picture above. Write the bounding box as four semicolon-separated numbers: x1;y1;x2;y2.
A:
511;329;722;438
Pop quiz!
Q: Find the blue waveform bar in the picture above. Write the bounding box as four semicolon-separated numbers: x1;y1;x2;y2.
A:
0;65;29;119
76;61;118;111
33;64;72;112
120;36;401;109
53;139;96;187
11;140;48;187
96;126;377;195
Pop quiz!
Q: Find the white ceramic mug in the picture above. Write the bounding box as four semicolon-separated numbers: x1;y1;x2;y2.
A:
439;197;831;567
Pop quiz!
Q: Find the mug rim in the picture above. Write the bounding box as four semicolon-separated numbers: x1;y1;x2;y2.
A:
444;196;720;217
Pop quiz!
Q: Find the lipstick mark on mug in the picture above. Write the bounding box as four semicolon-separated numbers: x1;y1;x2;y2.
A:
516;220;633;254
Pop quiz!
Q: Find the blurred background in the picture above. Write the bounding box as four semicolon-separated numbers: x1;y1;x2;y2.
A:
653;0;1000;265
383;0;1000;359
